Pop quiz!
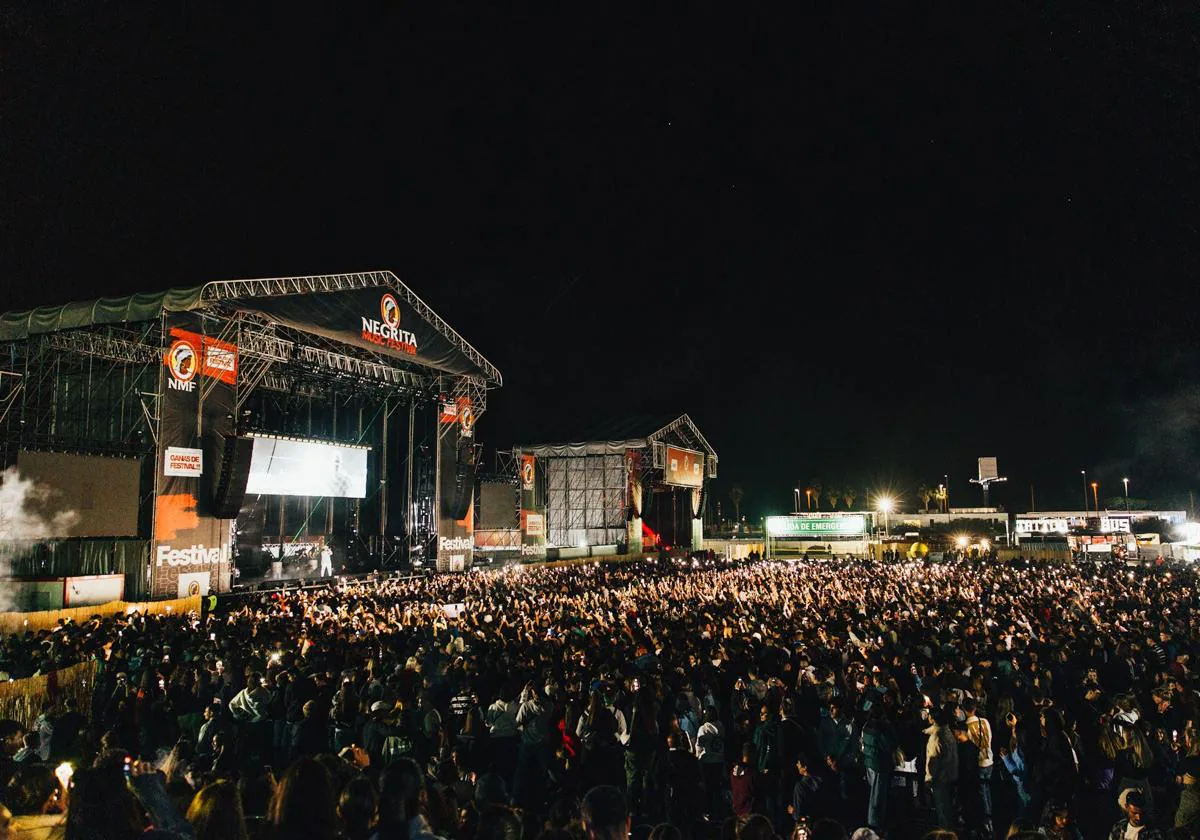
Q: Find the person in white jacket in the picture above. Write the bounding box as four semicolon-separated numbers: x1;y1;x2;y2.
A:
229;674;270;724
485;689;520;786
695;706;726;818
486;696;518;740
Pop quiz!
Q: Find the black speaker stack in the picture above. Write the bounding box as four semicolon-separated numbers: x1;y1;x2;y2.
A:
212;435;254;519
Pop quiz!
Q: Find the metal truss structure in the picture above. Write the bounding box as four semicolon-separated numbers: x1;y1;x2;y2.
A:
545;453;628;549
493;450;519;480
0;271;502;466
0;370;24;427
516;413;718;549
648;413;719;478
1;323;164;461
200;270;501;385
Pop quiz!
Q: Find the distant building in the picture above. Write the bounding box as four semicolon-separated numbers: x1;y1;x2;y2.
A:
888;507;1009;531
1014;509;1186;538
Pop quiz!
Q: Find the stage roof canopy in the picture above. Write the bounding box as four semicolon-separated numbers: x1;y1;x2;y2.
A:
0;271;501;386
515;413;718;474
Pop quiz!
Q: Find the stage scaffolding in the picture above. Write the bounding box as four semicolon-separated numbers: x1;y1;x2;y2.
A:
515;413;719;554
545;452;628;548
0;271;502;594
2;271;500;458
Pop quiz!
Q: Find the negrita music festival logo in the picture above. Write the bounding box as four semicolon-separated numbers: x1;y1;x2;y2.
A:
166;339;198;391
361;292;418;355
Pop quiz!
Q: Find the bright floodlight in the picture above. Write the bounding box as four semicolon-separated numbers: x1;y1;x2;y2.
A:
876;496;895;513
955;535;969;548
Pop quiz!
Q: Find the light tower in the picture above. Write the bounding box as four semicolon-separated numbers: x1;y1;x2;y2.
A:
969;456;1007;507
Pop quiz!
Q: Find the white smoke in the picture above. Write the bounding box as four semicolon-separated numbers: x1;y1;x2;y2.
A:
0;467;80;610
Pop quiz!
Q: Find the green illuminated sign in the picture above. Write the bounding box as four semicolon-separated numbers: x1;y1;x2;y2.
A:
766;515;867;537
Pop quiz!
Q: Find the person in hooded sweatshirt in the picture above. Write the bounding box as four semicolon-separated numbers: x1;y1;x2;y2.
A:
695;705;726;819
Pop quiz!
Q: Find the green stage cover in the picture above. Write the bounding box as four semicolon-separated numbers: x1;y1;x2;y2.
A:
0;286;205;341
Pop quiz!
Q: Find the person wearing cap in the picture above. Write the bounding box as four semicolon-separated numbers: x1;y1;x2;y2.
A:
362;700;394;766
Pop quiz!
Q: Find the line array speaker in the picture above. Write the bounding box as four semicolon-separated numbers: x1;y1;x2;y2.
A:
212;435;254;519
446;441;477;521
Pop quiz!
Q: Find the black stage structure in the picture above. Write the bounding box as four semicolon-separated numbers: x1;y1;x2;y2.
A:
509;414;717;560
0;271;501;599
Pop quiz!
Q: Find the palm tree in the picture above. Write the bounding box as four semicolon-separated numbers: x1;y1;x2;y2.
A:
729;485;744;525
826;486;840;510
842;488;856;510
810;480;822;512
918;484;933;513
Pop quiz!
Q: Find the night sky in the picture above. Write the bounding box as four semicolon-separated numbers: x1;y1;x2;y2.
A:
4;5;1200;519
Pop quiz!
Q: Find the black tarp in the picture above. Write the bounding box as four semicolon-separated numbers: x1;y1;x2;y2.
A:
232;285;487;378
0;280;494;381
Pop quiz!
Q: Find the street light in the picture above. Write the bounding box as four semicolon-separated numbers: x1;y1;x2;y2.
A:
793;488;801;514
1091;481;1099;516
1123;477;1130;514
876;496;894;536
1081;469;1088;515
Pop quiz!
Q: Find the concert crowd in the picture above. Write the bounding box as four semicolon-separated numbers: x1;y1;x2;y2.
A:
0;555;1197;840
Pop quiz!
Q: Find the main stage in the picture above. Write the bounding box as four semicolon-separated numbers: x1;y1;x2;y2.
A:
0;271;501;599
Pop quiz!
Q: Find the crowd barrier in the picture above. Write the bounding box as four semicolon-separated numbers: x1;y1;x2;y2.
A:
0;595;202;635
0;660;99;729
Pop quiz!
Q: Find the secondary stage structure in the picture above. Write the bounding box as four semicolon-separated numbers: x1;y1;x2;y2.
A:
0;271;501;599
509;414;717;559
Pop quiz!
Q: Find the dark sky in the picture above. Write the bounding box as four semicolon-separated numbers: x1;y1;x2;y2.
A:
4;5;1200;519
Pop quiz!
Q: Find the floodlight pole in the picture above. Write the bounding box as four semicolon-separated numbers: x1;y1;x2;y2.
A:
969;475;1007;507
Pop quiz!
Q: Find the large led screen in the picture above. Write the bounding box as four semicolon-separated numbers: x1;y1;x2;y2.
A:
245;436;369;498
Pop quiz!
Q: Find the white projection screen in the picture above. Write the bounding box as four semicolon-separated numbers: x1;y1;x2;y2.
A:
245;436;369;498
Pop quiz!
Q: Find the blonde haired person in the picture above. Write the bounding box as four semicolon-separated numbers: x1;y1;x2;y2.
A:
186;780;248;840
